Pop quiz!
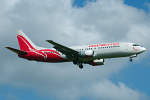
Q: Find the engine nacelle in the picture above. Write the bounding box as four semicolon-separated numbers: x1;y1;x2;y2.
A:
92;59;105;66
80;50;94;58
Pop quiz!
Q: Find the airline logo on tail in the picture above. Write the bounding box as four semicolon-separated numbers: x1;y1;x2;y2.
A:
17;35;34;51
17;30;37;51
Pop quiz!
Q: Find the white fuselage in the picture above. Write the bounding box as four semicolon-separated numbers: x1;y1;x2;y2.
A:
60;42;146;61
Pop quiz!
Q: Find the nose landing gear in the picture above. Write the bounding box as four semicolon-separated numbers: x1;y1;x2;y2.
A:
129;58;133;62
73;60;84;69
129;54;137;62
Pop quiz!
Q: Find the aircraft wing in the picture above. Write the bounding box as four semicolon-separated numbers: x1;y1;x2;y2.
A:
46;40;79;59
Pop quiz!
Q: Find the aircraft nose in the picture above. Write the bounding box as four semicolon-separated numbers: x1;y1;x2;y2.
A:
142;47;146;52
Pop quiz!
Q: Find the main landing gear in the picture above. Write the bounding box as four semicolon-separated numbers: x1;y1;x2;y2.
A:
73;60;84;69
79;64;83;69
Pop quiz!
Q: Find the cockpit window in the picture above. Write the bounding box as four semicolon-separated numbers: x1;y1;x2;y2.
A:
133;44;140;46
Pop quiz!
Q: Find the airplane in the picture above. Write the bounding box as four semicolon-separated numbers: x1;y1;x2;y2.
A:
6;30;146;69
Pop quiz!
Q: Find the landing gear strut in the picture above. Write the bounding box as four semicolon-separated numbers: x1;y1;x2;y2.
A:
73;60;84;69
129;54;137;62
73;60;78;65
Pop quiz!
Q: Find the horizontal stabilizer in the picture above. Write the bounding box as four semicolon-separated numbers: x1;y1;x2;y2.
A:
5;47;28;54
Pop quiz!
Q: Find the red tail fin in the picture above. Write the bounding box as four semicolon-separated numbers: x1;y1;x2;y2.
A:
17;30;37;51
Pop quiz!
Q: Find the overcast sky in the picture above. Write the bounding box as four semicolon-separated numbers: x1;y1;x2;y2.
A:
1;0;150;100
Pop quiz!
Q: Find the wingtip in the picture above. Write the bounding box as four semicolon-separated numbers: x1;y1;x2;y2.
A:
46;40;53;42
5;47;10;49
5;47;13;50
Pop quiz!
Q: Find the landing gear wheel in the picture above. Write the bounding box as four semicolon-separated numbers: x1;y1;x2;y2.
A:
73;60;78;65
129;58;133;62
79;65;83;69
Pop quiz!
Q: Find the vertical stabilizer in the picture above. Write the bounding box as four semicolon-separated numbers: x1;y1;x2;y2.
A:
17;30;37;51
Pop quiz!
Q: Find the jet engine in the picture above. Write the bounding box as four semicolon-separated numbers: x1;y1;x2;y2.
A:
80;50;94;58
91;59;105;66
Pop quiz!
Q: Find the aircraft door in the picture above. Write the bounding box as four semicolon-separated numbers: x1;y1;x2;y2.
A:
93;50;97;57
125;44;128;51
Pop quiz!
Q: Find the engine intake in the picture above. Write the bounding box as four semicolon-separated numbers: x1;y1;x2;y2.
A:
80;50;94;58
91;59;105;66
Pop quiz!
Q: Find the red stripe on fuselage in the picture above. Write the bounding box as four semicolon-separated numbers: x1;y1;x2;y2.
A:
19;49;67;62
